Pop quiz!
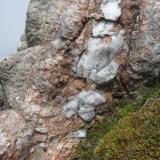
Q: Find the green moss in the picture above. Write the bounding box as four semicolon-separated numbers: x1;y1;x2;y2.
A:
72;83;160;160
95;100;160;160
72;100;138;160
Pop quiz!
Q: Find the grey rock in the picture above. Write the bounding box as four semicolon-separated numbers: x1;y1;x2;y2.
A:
78;111;96;122
35;127;48;134
17;42;28;52
92;21;115;37
78;104;95;121
95;60;119;84
129;1;160;77
64;110;77;119
79;91;106;106
38;143;48;150
78;105;95;113
49;136;59;144
17;34;28;52
16;126;34;151
112;0;160;93
68;129;87;139
63;97;79;118
63;91;106;122
0;0;160;159
25;0;90;46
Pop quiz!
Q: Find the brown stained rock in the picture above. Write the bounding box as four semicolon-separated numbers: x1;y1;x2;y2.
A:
115;0;160;95
0;110;34;159
0;0;160;159
120;0;140;27
47;139;80;160
0;43;76;159
28;148;48;160
62;79;90;98
32;134;48;145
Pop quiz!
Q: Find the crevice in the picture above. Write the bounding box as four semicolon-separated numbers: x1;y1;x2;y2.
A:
123;0;140;66
117;65;133;99
116;0;141;97
0;79;9;111
0;67;10;111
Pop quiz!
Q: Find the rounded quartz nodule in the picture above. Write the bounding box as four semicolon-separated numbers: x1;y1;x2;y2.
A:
63;91;106;122
100;0;121;21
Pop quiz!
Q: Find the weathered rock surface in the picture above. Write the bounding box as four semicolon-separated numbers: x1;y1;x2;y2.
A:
0;109;34;159
25;0;93;47
17;34;28;52
0;83;4;109
0;42;85;159
68;129;87;139
0;0;160;159
113;0;160;96
63;91;106;121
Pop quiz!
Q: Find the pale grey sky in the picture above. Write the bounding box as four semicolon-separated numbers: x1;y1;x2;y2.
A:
0;0;30;58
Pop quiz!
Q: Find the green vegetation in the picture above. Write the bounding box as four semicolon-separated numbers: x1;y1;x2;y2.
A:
73;83;160;160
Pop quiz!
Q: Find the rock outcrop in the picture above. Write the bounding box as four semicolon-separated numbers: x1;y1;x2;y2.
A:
0;0;160;159
25;0;92;47
0;83;4;109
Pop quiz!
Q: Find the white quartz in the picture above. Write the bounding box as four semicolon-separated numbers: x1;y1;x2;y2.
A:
92;21;115;37
96;60;119;84
76;32;124;84
63;91;106;122
68;129;87;138
100;0;121;21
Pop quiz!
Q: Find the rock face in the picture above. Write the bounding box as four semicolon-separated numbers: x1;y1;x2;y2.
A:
0;83;4;109
122;0;160;91
25;0;91;46
0;0;160;159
